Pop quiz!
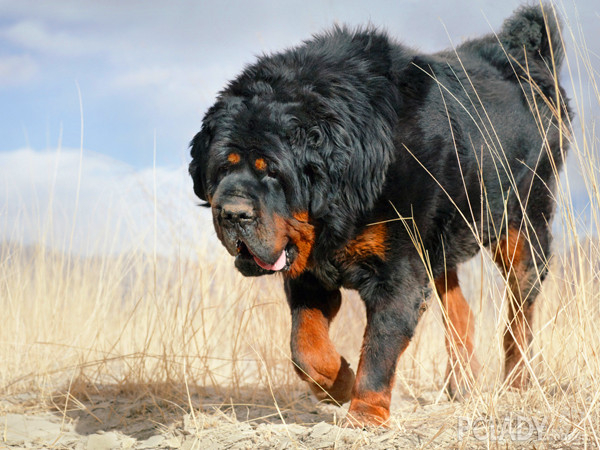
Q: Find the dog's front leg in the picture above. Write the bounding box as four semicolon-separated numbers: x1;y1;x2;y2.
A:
285;272;355;404
345;281;423;427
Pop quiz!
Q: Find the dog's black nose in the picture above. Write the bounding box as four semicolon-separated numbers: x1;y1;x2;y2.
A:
219;202;256;226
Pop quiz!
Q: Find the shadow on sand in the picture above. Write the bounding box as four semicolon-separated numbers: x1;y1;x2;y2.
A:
50;378;337;440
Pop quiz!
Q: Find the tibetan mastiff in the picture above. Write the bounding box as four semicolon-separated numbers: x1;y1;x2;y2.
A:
189;5;570;426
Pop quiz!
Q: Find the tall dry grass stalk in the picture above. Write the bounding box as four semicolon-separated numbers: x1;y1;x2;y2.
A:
1;4;599;446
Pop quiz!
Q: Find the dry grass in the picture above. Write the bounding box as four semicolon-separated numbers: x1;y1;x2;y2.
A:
4;210;600;447
1;6;600;449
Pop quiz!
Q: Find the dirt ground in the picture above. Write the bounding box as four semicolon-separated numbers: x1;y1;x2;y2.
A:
1;384;588;449
0;390;429;449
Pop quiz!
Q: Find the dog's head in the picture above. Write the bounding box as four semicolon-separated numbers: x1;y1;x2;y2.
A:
189;28;399;279
189;97;317;278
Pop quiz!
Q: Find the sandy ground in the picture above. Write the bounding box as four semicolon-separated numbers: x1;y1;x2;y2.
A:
1;385;585;449
0;388;463;449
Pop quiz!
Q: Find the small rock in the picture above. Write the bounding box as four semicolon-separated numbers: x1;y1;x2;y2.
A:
270;423;306;436
164;435;184;448
137;434;165;449
121;436;137;449
310;421;334;438
1;414;66;445
180;436;199;450
182;413;196;433
86;431;121;450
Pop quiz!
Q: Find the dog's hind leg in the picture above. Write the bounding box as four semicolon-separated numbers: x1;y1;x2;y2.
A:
285;273;355;404
435;269;480;399
493;226;549;388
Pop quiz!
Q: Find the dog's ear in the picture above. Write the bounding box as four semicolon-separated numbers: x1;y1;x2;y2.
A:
190;98;243;204
298;115;395;242
189;124;211;203
291;125;331;218
303;160;330;218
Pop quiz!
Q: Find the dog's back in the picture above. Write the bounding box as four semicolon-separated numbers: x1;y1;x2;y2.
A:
377;4;570;273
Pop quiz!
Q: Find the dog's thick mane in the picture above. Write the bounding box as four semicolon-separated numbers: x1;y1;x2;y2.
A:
190;4;569;287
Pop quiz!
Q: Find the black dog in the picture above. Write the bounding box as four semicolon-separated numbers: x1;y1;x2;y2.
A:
189;4;570;426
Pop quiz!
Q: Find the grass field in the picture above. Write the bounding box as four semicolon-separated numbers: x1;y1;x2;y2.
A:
2;8;600;450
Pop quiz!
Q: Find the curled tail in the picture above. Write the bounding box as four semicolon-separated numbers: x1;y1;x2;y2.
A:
500;5;571;163
498;4;571;122
500;4;564;71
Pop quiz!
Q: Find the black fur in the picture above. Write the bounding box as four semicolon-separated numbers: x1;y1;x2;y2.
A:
190;4;571;423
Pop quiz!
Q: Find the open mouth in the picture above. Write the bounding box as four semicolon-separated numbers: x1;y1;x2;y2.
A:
236;240;292;272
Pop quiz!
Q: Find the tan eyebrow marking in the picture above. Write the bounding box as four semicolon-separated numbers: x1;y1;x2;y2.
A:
255;158;267;171
227;153;241;164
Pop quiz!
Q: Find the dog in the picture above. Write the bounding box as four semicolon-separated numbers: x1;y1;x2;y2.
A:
189;4;570;427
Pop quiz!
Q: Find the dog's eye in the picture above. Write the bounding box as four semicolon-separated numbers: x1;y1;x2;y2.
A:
227;153;241;165
254;158;268;172
266;167;278;179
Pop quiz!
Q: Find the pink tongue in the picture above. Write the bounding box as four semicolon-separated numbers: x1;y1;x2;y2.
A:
253;250;286;271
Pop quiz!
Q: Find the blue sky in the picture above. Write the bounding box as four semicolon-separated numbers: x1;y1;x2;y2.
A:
0;0;598;253
1;0;597;167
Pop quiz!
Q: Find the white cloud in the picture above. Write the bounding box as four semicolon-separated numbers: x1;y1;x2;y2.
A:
109;63;240;119
112;67;173;89
1;20;103;58
0;54;38;85
0;0;597;249
0;148;213;256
